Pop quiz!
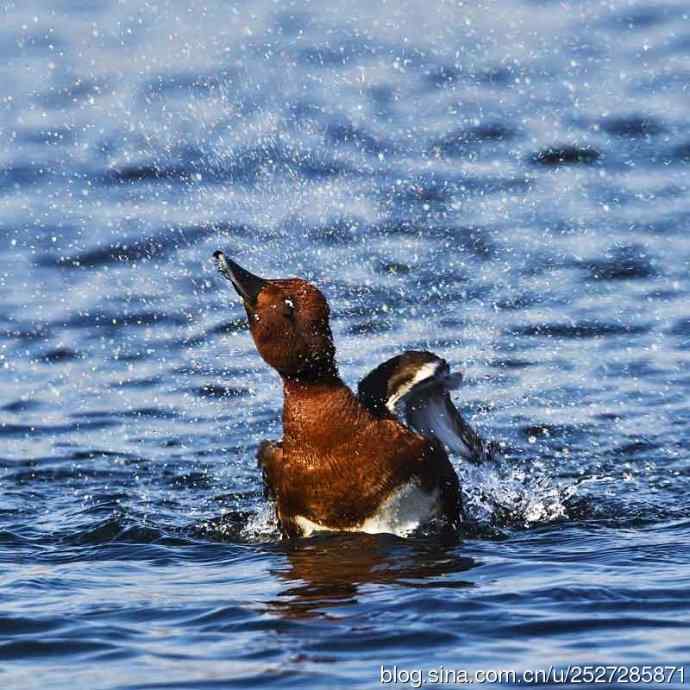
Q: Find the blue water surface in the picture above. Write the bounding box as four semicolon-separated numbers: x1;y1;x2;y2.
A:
1;1;690;688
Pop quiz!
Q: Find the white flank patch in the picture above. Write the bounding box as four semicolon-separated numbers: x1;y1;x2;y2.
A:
294;481;440;538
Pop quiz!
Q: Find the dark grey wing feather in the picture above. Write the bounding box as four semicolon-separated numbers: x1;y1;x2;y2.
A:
358;351;496;464
403;385;497;464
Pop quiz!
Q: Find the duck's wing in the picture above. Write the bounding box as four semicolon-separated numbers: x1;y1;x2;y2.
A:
357;351;497;464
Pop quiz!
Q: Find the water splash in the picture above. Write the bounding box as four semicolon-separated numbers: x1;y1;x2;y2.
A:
458;457;576;528
241;501;281;541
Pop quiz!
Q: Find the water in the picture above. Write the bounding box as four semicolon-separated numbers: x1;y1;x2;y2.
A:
2;0;690;687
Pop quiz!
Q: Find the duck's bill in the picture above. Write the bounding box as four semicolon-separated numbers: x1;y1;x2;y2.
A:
213;251;268;305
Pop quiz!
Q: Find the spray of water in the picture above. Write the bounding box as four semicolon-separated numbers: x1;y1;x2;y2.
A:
458;456;576;528
241;501;281;541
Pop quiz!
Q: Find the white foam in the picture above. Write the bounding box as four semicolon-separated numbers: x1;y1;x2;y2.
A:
458;458;574;527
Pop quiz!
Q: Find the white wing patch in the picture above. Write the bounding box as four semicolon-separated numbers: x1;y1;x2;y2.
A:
384;360;448;414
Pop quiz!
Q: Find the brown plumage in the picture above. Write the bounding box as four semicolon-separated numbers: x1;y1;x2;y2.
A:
213;252;461;538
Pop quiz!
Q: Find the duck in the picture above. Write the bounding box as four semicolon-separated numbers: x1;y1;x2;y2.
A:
212;251;496;539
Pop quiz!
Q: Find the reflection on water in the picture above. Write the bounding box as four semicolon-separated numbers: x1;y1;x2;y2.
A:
269;534;476;618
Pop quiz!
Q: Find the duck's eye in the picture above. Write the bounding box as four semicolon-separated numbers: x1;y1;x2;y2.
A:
282;298;295;319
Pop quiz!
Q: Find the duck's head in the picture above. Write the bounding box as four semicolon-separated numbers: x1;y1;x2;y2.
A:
213;251;336;380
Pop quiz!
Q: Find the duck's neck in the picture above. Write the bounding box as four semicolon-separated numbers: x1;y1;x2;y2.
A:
282;372;367;452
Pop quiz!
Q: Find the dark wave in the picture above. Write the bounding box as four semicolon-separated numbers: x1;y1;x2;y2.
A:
36;224;226;269
530;145;601;166
510;321;650;338
600;115;665;138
